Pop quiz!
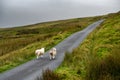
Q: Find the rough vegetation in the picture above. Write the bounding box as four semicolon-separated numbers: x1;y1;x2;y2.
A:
0;16;103;73
41;11;120;80
36;69;61;80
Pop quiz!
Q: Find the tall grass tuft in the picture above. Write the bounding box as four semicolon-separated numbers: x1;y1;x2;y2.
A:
36;69;61;80
86;46;120;80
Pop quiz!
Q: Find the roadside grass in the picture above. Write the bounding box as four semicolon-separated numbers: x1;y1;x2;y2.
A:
86;46;120;80
49;11;120;80
0;16;103;73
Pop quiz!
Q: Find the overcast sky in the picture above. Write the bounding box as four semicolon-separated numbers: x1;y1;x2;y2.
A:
0;0;120;28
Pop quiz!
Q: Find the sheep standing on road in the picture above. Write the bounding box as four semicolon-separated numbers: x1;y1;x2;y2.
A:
35;48;45;59
49;48;57;60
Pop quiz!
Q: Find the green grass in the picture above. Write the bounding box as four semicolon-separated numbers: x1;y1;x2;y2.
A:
0;16;103;73
86;46;120;80
52;11;120;80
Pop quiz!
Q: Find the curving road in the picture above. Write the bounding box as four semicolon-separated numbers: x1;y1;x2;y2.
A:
0;20;104;80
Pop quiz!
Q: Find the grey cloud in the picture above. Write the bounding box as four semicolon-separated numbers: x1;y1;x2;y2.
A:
0;0;120;28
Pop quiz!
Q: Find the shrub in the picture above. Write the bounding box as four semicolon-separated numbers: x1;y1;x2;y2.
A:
36;69;61;80
86;46;120;80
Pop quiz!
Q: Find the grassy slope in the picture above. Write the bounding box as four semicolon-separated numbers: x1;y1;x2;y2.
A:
0;16;103;73
53;12;120;80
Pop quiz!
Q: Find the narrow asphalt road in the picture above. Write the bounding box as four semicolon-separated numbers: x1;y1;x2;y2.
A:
0;20;104;80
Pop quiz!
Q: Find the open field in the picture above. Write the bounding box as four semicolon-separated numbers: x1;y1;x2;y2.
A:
0;16;104;73
42;12;120;80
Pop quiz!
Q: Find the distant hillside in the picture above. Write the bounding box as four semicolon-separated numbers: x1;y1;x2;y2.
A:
0;15;104;73
42;11;120;80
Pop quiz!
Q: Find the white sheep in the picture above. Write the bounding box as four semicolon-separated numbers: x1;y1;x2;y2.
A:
49;48;57;60
35;48;45;59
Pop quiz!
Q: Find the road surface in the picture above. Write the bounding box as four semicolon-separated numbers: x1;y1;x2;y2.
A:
0;20;104;80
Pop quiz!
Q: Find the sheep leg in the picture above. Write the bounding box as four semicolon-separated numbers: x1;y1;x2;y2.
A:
36;55;39;59
53;55;55;59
